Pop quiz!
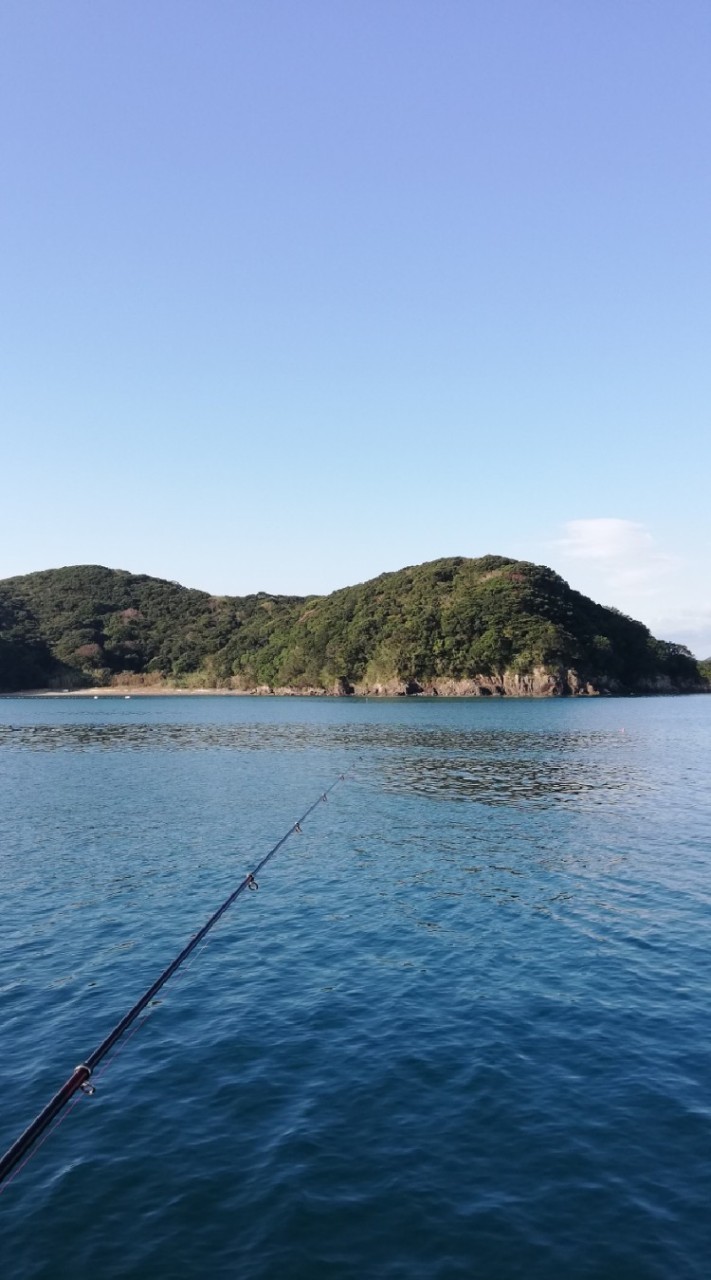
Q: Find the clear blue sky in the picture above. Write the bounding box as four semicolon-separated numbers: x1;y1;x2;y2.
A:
1;2;709;652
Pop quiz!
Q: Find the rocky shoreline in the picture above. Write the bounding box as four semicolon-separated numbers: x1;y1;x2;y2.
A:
10;663;708;698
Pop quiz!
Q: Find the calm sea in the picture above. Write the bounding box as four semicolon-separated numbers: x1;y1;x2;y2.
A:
1;695;709;1279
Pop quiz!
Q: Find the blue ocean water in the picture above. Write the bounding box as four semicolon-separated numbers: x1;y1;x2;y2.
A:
0;694;710;1280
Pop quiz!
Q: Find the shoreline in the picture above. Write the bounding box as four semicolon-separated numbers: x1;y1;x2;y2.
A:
3;684;708;700
4;686;256;698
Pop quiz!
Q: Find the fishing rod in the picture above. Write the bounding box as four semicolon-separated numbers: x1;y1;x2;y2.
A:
0;771;349;1190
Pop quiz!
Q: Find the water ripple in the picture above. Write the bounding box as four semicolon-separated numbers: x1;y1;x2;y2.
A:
0;696;709;1279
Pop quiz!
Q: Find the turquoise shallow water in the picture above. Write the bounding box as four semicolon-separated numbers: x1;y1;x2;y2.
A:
1;694;710;1279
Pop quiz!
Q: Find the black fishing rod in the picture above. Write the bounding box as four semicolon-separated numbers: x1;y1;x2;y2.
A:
0;772;349;1190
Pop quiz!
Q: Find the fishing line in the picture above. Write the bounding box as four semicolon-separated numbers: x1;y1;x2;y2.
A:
0;771;350;1191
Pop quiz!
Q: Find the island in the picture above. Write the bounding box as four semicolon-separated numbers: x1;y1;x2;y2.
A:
0;557;707;696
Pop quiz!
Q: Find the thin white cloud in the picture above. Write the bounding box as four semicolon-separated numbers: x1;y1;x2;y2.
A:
648;606;711;659
542;519;709;656
555;518;678;592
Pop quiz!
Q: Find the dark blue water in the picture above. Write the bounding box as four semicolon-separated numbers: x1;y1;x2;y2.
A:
1;695;710;1279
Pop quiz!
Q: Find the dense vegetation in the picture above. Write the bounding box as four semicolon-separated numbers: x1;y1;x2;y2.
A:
0;558;706;694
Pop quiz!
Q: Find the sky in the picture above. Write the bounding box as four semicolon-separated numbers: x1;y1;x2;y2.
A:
1;2;709;654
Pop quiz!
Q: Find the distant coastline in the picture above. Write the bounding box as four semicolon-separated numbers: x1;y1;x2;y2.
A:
7;686;251;698
6;680;709;700
1;558;708;698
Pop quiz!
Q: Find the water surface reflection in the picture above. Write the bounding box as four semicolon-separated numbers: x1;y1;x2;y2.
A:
0;721;639;809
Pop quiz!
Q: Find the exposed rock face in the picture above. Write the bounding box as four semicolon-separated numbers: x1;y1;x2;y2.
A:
72;664;705;697
253;664;707;697
349;666;599;697
238;667;606;697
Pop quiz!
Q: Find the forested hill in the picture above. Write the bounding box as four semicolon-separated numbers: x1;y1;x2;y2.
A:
0;558;707;696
